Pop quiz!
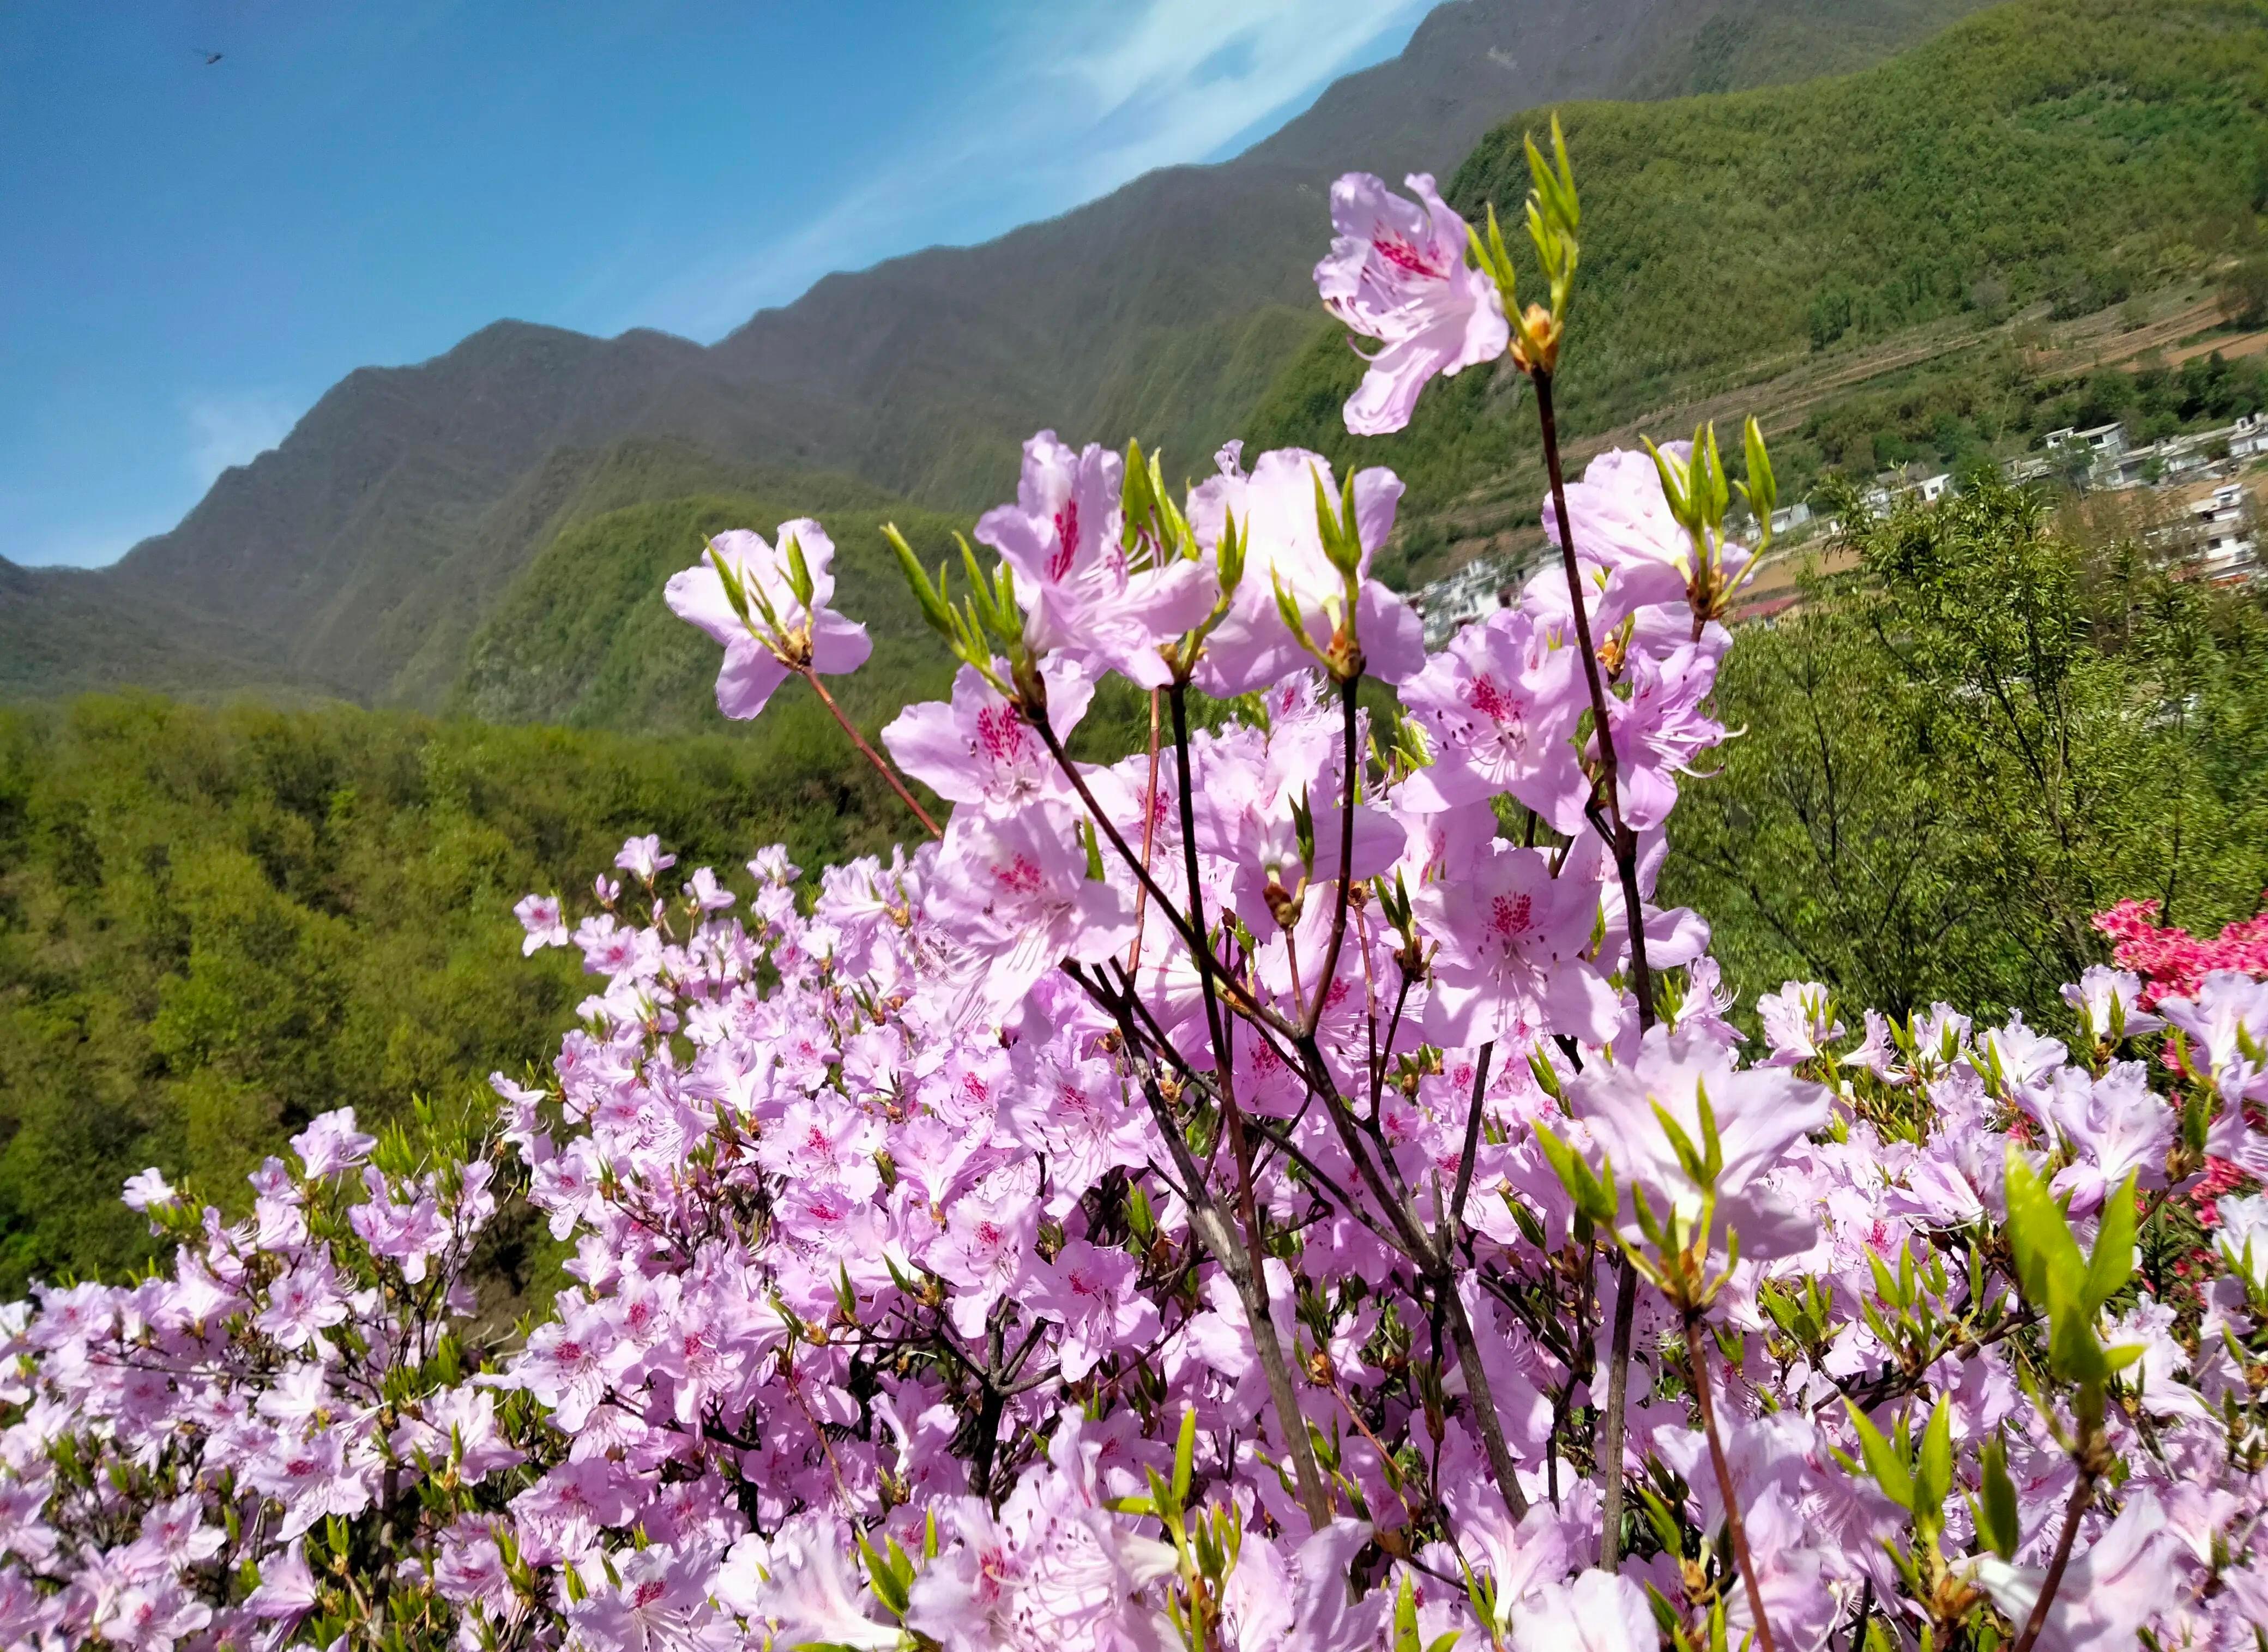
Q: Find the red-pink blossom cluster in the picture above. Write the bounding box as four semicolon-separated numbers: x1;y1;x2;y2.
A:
2093;898;2268;1007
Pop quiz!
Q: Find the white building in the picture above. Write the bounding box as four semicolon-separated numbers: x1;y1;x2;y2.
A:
2191;484;2257;577
1412;554;1521;647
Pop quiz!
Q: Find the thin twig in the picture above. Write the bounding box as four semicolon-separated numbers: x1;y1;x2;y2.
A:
1597;1255;1638;1569
1685;1315;1778;1652
801;667;942;838
2011;1466;2098;1652
1531;368;1657;1570
1301;677;1362;1040
1127;687;1164;973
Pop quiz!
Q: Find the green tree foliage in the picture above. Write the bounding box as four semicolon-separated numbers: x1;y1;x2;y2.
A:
1664;481;2268;1019
1244;0;2268;519
0;695;933;1291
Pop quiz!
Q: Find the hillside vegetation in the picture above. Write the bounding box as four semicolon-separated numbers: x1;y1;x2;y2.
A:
1666;482;2268;1020
1245;0;2268;540
0;697;928;1289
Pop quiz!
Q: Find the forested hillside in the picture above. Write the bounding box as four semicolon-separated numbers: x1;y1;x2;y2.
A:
0;697;927;1288
1245;0;2268;544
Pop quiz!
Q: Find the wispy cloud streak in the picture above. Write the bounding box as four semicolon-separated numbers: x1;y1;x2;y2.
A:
635;0;1426;340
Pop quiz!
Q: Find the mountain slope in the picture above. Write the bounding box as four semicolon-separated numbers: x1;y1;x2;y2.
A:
1243;0;2268;563
1;557;341;704
105;327;856;700
25;0;1995;712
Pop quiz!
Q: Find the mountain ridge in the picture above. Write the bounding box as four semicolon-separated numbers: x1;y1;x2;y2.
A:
11;0;1999;707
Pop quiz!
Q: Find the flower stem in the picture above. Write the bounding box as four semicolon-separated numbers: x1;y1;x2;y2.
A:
1166;684;1331;1531
1529;367;1657;1571
1684;1315;1778;1652
800;667;942;839
1127;687;1163;973
1301;677;1363;1040
1530;370;1655;1030
2011;1464;2098;1652
1597;1253;1638;1567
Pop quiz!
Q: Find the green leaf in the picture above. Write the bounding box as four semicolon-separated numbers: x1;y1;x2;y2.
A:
2082;1169;2140;1313
1977;1432;2019;1561
1912;1397;1953;1532
1843;1401;1914;1513
2002;1149;2083;1318
1650;1098;1709;1186
782;533;816;611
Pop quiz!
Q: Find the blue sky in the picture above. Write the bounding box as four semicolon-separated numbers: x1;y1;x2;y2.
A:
1;0;1429;568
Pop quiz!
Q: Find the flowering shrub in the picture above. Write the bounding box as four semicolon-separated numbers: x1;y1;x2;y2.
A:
3;130;2265;1652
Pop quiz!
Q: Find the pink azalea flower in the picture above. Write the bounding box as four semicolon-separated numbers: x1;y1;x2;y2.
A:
119;1168;178;1215
664;520;872;719
288;1107;376;1179
1510;1569;1657;1652
1414;840;1618;1046
1571;1021;1831;1261
253;1249;349;1350
1189;444;1425;694
2061;964;2164;1044
513;891;569;954
925;803;1134;1005
613;833;675;882
1315;171;1508;436
1971;1490;2178;1652
882;657;1095;811
976;432;1214;688
244;1540;318;1621
1024;1240;1155;1380
1396;604;1588;829
1756;980;1843;1066
1533;445;1713;628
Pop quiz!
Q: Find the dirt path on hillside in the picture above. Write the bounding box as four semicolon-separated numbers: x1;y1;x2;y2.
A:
1420;287;2245;572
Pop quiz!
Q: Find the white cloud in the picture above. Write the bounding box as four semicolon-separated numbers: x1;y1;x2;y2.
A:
1051;0;1422;185
183;390;301;485
634;0;1426;340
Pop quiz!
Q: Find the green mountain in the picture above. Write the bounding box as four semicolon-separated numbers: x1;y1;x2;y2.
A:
1244;0;2268;562
5;0;1999;709
438;0;2268;735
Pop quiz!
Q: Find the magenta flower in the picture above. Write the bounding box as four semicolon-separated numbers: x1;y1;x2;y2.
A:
664;519;872;719
288;1107;376;1179
119;1167;178;1215
1413;840;1618;1046
1571;1021;1831;1261
1316;171;1509;435
244;1540;319;1623
513;891;568;954
1026;1240;1155;1380
1533;445;1715;629
926;803;1133;1004
1396;604;1588;829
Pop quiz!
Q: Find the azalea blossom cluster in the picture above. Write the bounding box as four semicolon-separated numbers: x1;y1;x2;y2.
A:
2094;897;2268;1009
3;136;2266;1652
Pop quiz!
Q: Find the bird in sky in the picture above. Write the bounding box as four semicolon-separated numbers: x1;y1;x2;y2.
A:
192;48;224;66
